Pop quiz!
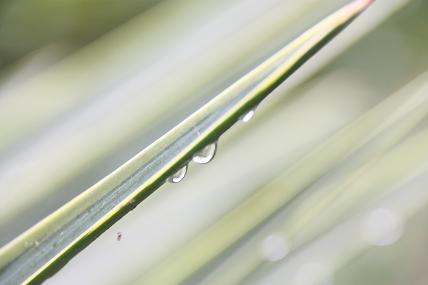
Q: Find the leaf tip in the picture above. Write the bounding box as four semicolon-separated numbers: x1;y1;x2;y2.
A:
351;0;375;12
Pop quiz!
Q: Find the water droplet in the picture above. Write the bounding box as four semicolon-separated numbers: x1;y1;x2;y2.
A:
260;234;289;262
361;208;403;246
293;262;333;285
192;142;217;164
128;198;136;206
240;108;256;123
168;164;188;183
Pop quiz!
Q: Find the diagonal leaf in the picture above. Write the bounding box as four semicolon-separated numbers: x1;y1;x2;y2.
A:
0;1;373;284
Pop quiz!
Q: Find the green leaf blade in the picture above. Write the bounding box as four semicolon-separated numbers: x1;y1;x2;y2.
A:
0;1;373;284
